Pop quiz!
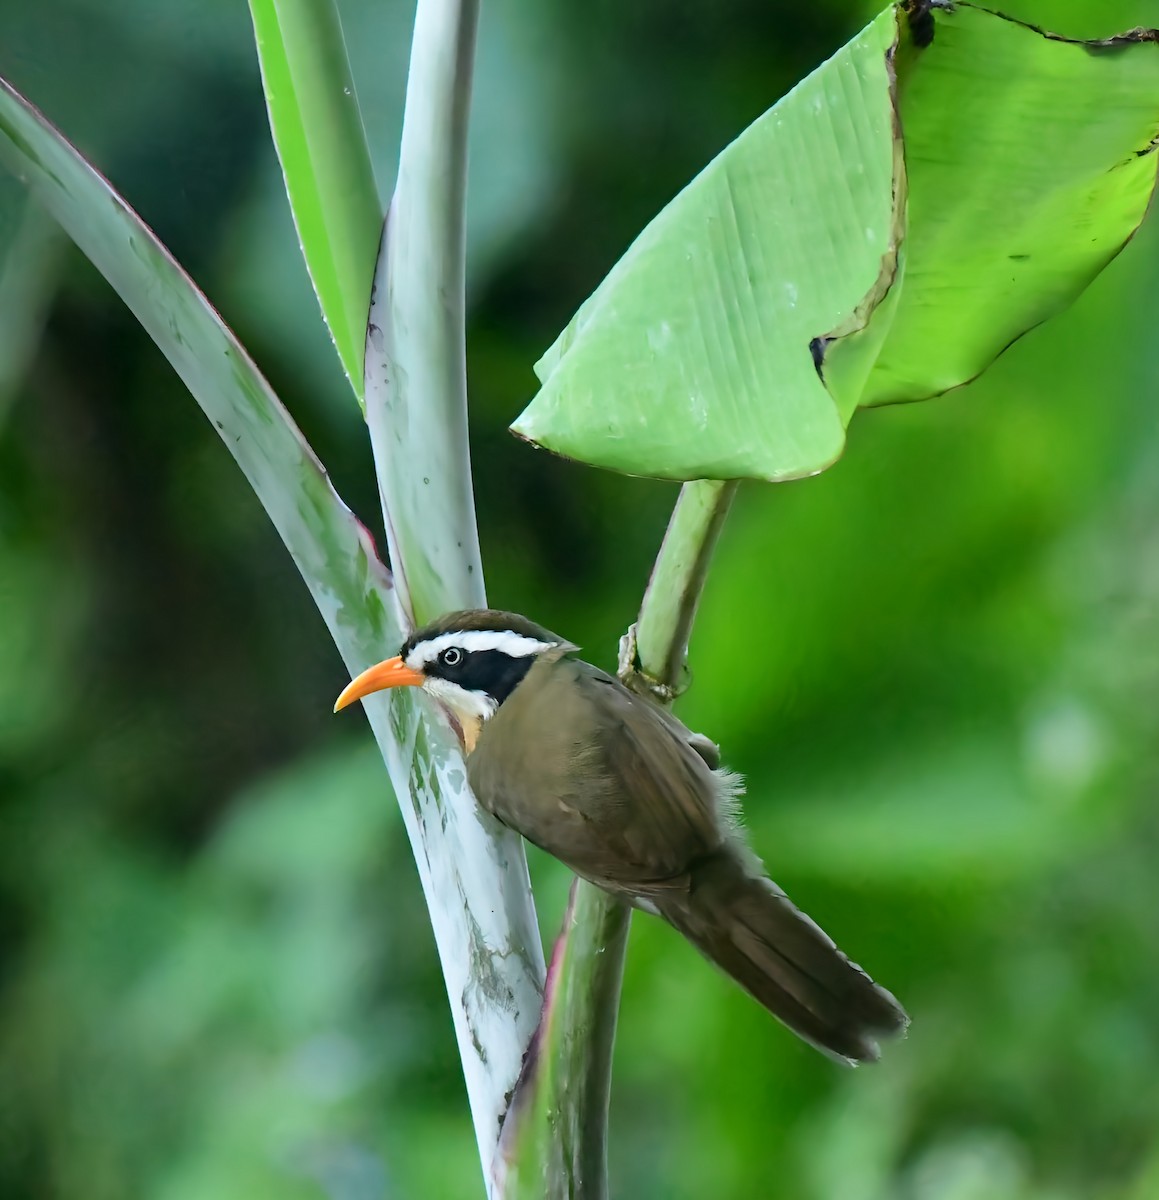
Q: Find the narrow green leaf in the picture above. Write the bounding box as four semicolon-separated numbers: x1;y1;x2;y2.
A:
512;10;902;482
0;74;545;1179
249;0;382;401
822;5;1159;408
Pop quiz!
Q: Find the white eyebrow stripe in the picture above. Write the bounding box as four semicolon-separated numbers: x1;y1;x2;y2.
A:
406;629;555;669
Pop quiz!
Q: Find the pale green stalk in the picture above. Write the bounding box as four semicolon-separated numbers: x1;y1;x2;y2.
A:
359;0;546;1186
364;0;483;623
252;0;543;1180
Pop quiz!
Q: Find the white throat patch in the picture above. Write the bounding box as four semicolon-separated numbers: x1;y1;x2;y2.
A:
421;676;498;723
404;629;555;671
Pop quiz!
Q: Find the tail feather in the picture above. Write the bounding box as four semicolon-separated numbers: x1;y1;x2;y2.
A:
652;849;907;1063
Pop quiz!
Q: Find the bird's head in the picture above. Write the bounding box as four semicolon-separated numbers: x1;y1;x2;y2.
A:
333;609;576;751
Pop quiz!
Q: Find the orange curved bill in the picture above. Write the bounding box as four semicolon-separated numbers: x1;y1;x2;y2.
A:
333;656;424;712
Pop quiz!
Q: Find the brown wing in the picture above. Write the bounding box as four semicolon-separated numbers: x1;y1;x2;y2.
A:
468;657;724;894
647;697;721;768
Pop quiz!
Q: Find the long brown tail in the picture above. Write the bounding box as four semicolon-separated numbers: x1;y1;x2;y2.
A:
652;848;907;1063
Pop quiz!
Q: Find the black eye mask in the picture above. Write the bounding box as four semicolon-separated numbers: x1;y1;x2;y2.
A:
425;648;536;706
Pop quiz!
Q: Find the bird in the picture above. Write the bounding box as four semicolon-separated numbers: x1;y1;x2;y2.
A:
335;608;907;1063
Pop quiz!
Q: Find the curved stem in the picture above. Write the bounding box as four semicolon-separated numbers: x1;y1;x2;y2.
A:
498;478;740;1198
554;881;632;1191
630;479;740;697
495;882;630;1199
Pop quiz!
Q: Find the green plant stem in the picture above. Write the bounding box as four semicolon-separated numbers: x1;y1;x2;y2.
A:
364;0;484;623
495;881;630;1199
499;478;739;1198
249;0;382;397
552;881;632;1194
542;878;623;1195
559;478;738;1192
633;479;741;695
359;0;546;1187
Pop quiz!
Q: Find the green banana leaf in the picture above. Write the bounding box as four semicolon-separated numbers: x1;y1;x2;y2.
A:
513;3;1159;482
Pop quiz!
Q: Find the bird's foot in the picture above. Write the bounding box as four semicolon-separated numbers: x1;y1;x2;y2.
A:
616;622;691;703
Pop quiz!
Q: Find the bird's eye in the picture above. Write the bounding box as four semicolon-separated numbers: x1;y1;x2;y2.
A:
439;647;464;668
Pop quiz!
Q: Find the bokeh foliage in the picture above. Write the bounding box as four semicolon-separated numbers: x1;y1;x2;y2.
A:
2;1;1159;1198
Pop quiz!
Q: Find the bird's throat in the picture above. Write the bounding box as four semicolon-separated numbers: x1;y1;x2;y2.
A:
420;677;496;755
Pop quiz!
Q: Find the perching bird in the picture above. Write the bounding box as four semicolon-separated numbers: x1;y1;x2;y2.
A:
335;609;907;1063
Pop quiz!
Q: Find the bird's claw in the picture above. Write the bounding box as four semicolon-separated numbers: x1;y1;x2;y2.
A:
616;622;691;703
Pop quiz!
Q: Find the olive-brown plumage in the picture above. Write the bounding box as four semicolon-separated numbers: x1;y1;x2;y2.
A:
336;609;907;1063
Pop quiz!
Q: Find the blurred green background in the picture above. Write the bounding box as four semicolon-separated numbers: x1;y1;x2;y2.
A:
2;0;1159;1197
